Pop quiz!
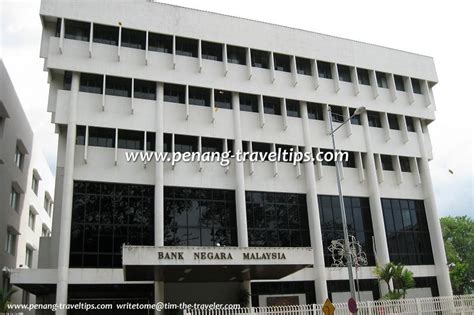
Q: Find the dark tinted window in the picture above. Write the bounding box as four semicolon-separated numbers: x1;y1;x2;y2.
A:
399;157;411;172
411;79;422;94
202;137;223;153
367;111;382;128
357;68;370;85
65;19;90;42
381;155;393;171
388;114;400;130
174;135;198;153
163;133;172;152
134;79;156;100
349;108;361;125
79;73;103;94
63;71;72;90
164;83;185;104
317;61;332;79
214;90;232;109
405;116;415;132
201;41;223;61
121;28;146;50
146;132;156;151
93;24;119;46
118;129;144;150
330;106;344;123
342;151;356;168
307;103;324;120
88;127;115;148
148;33;172;54
338;65;351;82
296;57;312;75
251;49;270;69
286;100;300;118
227;45;246;65
273;53;291;72
76;125;86;145
247;191;309;247
263;96;281;115
189;86;210;107
164;187;237;246
252;142;272;159
239;93;258;113
105;76;132;97
376;72;388;88
175;37;198;57
394;75;405;91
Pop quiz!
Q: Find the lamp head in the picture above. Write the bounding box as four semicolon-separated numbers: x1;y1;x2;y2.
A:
354;106;366;115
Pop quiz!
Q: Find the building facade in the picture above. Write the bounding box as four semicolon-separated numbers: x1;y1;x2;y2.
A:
0;60;55;305
12;0;452;312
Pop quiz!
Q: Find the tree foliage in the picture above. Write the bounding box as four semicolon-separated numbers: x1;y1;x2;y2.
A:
374;262;415;299
441;215;474;294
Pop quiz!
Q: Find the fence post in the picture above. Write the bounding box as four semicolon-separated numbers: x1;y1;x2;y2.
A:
367;300;373;315
312;303;317;315
415;298;422;315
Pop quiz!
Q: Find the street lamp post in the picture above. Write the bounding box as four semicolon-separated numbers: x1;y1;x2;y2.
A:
327;106;366;301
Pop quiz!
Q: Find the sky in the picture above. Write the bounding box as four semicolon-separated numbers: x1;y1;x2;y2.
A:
1;0;472;218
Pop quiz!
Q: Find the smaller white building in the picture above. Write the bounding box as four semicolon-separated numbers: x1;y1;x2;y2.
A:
0;59;55;305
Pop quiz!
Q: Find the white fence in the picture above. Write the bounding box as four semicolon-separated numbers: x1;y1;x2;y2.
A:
185;295;474;315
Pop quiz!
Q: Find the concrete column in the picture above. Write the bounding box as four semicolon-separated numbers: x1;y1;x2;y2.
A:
414;119;453;296
55;72;80;313
155;82;164;246
154;281;165;314
300;102;328;303
241;280;252;307
232;92;249;247
360;112;390;267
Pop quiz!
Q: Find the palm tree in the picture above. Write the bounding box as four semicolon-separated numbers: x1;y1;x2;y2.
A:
374;262;415;300
374;262;395;293
0;287;17;313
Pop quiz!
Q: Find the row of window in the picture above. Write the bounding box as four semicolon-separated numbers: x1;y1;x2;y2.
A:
4;231;36;268
70;181;434;268
56;18;426;94
9;184;53;217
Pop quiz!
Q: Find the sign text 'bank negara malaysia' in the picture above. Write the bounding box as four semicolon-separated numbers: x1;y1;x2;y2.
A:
158;251;288;261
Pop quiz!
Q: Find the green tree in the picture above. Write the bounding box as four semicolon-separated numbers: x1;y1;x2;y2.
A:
441;215;474;294
374;262;414;300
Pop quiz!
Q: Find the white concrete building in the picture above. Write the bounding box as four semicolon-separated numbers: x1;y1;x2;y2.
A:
0;60;55;305
12;0;452;312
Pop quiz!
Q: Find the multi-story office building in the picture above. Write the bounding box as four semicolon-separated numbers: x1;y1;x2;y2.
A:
0;60;55;305
12;0;452;312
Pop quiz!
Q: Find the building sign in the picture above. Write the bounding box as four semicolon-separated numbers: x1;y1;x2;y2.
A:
157;250;287;261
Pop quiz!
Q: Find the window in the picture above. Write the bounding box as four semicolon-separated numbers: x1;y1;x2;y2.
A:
286;100;300;117
163;133;172;152
5;231;16;255
164;187;237;246
93;23;119;46
337;65;351;82
357;68;370;85
411;78;422;94
318;195;375;266
105;76;131;97
188;86;211;107
388;114;400;130
28;208;36;231
25;246;34;267
63;71;72;90
174;135;198;153
275;144;296;163
88;127;115;148
317;61;332;79
251;142;272;160
164;83;185;104
121;28;146;50
376;72;388;88
64;19;90;42
202;137;223;153
307;103;323;120
405;116;415;132
319;149;335;166
239;93;258;113
342;151;356;168
214;89;232;109
227;45;246;65
381;155;393;171
146;132;156;151
263;97;281;115
246;191;310;247
394;75;405;91
349;108;361;125
201;41;223;61
118;129;144;150
14;146;24;170
79;73;103;94
273;53;291;72
399;157;411;172
330;106;344;123
251;49;270;69
31;173;39;195
70;181;154;268
134;79;156;100
148;32;172;54
296;57;312;75
175;37;198;57
382;198;434;265
76;125;86;145
10;186;20;211
44;194;53;217
367;111;382;128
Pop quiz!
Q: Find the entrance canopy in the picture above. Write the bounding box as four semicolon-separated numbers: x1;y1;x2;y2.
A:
122;246;313;282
